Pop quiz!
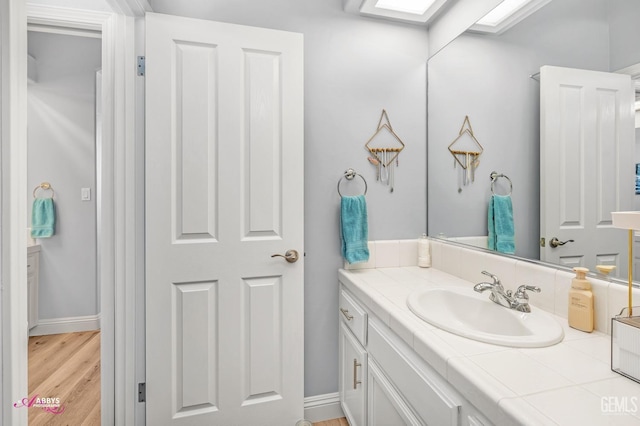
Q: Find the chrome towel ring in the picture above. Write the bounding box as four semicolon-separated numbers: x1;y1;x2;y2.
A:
33;182;55;199
490;171;512;196
337;168;368;197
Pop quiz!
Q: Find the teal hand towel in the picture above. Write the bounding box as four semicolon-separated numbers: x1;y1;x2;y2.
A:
341;195;370;264
31;198;55;238
488;194;514;254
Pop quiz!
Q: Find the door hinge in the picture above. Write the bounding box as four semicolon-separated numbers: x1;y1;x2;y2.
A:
137;56;145;76
138;382;146;402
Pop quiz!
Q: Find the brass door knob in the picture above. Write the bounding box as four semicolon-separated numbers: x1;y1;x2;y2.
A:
271;249;299;263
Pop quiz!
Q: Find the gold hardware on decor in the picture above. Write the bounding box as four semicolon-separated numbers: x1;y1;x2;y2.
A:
448;116;483;190
364;109;405;193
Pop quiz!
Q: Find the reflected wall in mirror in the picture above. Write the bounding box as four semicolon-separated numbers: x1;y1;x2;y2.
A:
427;0;640;280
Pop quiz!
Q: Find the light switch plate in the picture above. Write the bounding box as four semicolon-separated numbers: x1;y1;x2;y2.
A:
81;187;91;201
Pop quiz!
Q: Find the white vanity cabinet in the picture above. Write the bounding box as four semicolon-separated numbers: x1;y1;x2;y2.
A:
339;287;368;426
339;283;492;426
367;359;422;425
27;245;40;330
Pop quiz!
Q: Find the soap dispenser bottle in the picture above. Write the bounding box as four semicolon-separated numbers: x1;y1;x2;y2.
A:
418;233;431;268
568;267;594;332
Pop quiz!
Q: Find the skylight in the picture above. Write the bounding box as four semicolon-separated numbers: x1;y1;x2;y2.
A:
476;0;530;26
374;0;437;15
347;0;450;25
469;0;552;34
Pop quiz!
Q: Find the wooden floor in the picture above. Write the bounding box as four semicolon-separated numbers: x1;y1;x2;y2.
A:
313;418;349;426
28;331;101;426
27;333;339;426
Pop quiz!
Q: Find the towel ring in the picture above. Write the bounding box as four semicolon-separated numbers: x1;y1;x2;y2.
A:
33;182;55;199
337;168;367;197
490;171;512;196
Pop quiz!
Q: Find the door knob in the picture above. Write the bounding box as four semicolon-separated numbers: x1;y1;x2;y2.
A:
549;237;574;248
271;249;299;263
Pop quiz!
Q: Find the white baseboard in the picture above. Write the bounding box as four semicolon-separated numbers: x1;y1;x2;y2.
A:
304;392;344;423
29;314;100;336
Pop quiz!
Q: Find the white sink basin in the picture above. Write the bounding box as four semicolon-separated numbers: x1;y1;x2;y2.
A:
407;287;564;348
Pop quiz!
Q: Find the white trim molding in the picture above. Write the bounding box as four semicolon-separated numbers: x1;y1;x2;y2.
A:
303;392;345;423
616;63;640;127
105;0;152;17
2;4;138;426
29;315;101;336
1;1;29;424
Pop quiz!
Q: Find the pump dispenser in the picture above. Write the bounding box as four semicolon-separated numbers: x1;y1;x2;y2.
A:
417;234;431;268
568;267;594;332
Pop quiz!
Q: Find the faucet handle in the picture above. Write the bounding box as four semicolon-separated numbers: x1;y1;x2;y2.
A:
515;285;541;300
481;270;501;285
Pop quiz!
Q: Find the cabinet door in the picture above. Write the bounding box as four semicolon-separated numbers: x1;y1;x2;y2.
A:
368;359;422;426
339;322;367;426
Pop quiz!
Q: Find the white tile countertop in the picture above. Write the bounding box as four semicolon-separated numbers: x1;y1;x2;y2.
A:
339;266;640;425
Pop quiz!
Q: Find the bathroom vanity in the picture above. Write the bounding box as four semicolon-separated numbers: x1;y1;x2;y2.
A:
338;239;640;425
339;280;489;425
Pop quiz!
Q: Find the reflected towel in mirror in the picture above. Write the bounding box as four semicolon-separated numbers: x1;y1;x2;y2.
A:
488;194;514;254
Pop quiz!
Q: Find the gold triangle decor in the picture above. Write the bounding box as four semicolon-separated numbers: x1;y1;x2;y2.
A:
447;116;483;189
364;109;405;193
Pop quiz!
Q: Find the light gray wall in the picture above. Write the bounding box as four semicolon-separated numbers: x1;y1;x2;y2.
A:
428;0;615;261
27;31;101;320
147;0;429;397
609;0;640;71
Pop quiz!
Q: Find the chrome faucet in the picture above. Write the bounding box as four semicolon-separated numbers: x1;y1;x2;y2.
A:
474;271;541;312
512;284;541;313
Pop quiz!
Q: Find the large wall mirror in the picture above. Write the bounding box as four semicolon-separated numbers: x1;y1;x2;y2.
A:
428;0;640;281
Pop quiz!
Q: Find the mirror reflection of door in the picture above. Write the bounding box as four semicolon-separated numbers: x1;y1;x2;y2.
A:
540;65;635;278
27;29;101;425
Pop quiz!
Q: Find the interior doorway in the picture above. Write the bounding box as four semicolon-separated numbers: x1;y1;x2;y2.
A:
3;4;138;424
26;28;102;424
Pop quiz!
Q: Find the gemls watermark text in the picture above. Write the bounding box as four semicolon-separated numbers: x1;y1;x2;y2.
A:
601;396;639;415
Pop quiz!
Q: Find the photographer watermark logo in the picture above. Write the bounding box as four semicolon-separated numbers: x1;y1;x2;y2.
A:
601;396;638;415
13;395;65;415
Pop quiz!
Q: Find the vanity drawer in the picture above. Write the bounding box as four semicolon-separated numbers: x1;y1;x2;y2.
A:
339;286;367;345
368;318;461;426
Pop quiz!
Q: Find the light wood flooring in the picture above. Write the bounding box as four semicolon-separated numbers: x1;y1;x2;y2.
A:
28;333;341;426
28;330;101;426
313;418;349;426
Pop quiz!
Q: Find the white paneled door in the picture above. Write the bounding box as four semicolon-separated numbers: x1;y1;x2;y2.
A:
145;13;304;425
540;65;634;275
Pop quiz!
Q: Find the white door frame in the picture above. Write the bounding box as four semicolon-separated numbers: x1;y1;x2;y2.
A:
1;4;139;425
